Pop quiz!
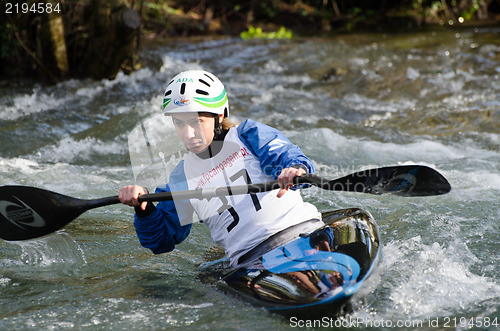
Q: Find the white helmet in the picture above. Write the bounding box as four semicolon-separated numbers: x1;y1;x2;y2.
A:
162;70;229;117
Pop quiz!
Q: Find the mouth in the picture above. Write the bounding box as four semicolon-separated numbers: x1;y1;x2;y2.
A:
186;140;207;152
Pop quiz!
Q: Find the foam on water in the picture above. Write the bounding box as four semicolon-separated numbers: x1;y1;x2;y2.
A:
382;237;500;319
0;156;129;199
0;67;158;122
0;157;41;177
343;93;416;114
0;277;10;287
296;128;490;169
33;136;127;164
3;296;217;330
6;232;86;267
0;89;67;121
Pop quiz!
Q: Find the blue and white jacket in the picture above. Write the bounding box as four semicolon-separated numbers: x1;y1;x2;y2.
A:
134;119;322;266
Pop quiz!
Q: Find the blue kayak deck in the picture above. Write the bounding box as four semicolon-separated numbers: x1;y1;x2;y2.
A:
199;208;381;316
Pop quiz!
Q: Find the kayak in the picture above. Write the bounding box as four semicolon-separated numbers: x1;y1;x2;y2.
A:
199;208;381;317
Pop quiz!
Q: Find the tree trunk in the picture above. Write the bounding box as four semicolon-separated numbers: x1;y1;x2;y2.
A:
75;0;140;79
2;0;141;81
48;8;69;76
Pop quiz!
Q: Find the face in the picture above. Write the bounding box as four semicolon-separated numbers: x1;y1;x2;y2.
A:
172;113;219;154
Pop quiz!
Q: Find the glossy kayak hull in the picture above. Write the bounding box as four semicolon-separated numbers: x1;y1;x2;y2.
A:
199;208;381;316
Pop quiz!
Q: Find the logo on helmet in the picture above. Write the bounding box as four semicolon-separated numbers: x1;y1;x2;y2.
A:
176;78;194;83
174;97;191;106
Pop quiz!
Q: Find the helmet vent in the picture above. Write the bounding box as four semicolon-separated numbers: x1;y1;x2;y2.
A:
167;79;174;86
204;73;215;82
164;90;172;96
180;83;186;94
196;89;209;95
199;79;211;87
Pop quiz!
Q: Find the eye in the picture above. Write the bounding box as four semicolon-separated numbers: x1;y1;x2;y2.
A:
172;119;184;128
189;119;202;127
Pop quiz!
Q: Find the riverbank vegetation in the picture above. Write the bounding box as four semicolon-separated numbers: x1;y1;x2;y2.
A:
142;0;500;37
1;0;499;81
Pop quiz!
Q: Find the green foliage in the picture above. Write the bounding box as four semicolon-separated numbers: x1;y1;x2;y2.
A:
345;6;376;32
240;26;293;40
411;0;486;22
460;0;481;20
259;2;278;18
145;1;179;16
0;21;18;59
141;0;498;35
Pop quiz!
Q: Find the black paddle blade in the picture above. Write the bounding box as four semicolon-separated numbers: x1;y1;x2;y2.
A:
300;165;451;196
0;186;119;241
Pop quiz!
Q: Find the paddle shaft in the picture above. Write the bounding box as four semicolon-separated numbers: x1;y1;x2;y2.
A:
0;165;450;241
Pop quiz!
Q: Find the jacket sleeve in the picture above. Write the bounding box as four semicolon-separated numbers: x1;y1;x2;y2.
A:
133;163;193;254
237;119;315;179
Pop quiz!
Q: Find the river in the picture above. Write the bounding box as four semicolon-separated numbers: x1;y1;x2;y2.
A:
1;26;499;330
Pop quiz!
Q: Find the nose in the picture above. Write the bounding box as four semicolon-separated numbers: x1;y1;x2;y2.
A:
183;124;197;140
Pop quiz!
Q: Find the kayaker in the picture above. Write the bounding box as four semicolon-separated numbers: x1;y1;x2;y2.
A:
119;70;323;267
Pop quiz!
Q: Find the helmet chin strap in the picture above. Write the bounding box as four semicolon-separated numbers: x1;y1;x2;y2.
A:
213;114;223;138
